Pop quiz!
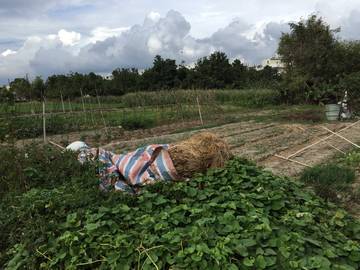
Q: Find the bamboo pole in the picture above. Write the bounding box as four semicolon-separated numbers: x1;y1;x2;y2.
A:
95;89;108;134
42;100;46;143
324;142;346;154
80;88;87;122
274;154;312;168
60;90;65;113
68;98;73;112
49;140;65;150
287;120;360;159
196;96;203;126
322;126;360;149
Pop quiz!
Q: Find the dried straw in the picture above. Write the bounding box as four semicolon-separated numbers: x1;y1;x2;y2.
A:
168;132;233;179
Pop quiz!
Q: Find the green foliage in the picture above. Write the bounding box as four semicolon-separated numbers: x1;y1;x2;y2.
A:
31;76;46;99
1;149;359;269
278;15;360;104
279;15;339;81
9;78;31;100
339;151;360;169
121;89;279;108
301;164;356;201
338;72;360;112
120;114;156;130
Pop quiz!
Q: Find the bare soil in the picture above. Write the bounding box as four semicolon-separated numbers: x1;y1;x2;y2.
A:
104;120;360;178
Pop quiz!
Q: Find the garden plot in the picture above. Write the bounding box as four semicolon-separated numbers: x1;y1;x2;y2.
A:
104;120;360;178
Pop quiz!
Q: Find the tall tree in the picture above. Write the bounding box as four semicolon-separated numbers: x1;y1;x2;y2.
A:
278;15;341;103
195;51;233;88
9;78;31;100
31;76;46;100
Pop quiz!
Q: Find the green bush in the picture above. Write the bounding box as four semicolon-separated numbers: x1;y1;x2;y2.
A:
338;72;360;112
1;150;359;269
300;164;356;200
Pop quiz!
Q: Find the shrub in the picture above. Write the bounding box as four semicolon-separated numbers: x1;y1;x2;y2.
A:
300;164;356;200
338;72;360;112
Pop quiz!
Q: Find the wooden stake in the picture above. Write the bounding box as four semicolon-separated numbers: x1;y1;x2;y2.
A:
80;88;87;122
68;98;73;112
42;100;46;143
96;90;108;134
275;154;312;168
60;90;65;113
322;126;360;149
287;120;360;159
196;96;203;126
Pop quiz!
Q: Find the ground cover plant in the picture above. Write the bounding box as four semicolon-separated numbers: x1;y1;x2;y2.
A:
1;145;359;269
300;164;356;201
299;148;360;215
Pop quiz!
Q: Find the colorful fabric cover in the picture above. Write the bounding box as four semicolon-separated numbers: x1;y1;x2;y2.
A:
79;144;178;193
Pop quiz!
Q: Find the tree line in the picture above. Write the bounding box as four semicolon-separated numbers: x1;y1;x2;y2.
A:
0;52;280;102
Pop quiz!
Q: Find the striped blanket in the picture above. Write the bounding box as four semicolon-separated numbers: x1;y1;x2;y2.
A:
79;144;178;193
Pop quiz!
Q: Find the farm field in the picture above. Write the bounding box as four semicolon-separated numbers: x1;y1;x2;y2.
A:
0;89;279;140
1;93;360;269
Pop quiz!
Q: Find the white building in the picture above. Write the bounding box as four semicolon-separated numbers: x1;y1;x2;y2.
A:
260;55;285;72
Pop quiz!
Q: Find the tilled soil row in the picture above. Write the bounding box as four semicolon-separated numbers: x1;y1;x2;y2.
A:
104;120;360;178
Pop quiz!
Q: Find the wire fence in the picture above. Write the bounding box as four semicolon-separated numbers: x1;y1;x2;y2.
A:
0;94;228;144
0;89;278;144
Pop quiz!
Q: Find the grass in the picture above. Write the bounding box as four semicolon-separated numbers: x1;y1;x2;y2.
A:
0;87;325;142
0;88;279;116
0;103;325;142
300;147;360;206
301;164;356;201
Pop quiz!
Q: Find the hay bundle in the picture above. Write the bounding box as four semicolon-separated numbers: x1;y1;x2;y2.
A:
169;132;233;179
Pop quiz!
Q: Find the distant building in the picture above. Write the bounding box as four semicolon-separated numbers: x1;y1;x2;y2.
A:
261;54;285;73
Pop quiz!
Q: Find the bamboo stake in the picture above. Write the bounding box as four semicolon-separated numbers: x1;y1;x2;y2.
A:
321;126;360;149
324;142;346;154
274;154;312;168
60;90;65;113
42;100;46;143
287;120;360;159
196;96;203;126
80;88;87;122
95;89;108;134
49;140;65;150
68;98;73;112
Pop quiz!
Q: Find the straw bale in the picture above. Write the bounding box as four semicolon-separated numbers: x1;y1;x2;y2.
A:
168;132;232;179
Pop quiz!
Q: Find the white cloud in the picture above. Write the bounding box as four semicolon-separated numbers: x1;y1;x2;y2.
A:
2;4;360;83
89;26;130;43
57;29;81;46
1;49;16;57
147;36;163;54
147;11;161;21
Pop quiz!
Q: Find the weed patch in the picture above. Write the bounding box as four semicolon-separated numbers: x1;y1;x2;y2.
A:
301;164;356;201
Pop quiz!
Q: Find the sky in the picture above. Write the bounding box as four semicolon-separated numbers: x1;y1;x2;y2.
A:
1;0;360;84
